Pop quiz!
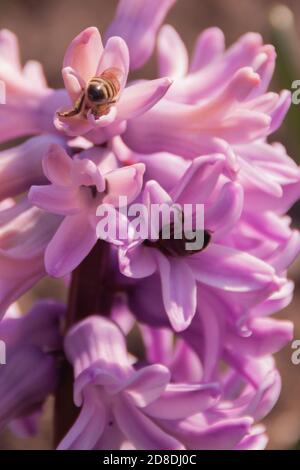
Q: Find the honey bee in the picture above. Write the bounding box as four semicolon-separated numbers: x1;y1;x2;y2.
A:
58;68;121;119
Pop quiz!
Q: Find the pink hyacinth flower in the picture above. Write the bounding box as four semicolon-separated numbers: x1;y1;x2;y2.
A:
122;26;300;212
0;134;65;201
29;144;145;277
0;29;69;142
54;27;172;140
0;300;64;436
0;199;61;316
115;156;280;331
58;316;220;450
0;346;59;432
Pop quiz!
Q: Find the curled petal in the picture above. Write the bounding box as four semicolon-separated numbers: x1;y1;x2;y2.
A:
0;346;58;430
45;213;97;277
119;245;157;278
155;252;197;332
124;365;170;407
0;135;64;201
57;390;106;450
28;185;80;216
42;144;73;186
162;416;252;450
97;36;129;90
62;67;85;102
189;27;225;72
63;27;103;82
105;0;177;70
23;60;48;89
190;244;277;292
206;182;244;237
103;163;145;206
117;78;172;121
144;382;220;419
157;25;188;78
114;397;184;450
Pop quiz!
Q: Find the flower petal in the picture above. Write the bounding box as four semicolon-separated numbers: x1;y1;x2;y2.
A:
62;66;85;102
117;78;172;121
114;397;184;450
28;185;80;216
103;163;145;206
105;0;176;70
162;416;252;450
97;36;129;90
145;382;220;419
119;245;157;278
190;243;276;292
157;25;188;78
42;144;73;186
45;213;97;277
155;251;197;331
205;182;244;236
63;27;103;82
57;390;106;450
189;27;225;72
124;365;170;407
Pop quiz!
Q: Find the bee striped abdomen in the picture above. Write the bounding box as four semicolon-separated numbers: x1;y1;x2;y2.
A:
87;69;120;104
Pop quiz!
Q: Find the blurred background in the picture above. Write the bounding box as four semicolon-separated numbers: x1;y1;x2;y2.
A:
0;0;300;450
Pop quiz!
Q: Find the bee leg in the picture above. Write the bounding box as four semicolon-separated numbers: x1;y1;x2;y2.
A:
91;104;108;118
57;92;85;118
91;101;117;118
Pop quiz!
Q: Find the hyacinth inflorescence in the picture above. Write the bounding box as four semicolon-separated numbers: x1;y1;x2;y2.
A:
0;0;300;450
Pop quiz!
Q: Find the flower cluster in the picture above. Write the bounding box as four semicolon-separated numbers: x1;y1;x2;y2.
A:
0;0;299;450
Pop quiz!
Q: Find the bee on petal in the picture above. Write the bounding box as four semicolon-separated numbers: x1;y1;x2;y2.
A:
58;68;121;119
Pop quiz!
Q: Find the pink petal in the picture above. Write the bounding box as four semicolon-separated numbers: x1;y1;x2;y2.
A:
23;60;48;89
119;245;157;278
0;135;63;201
189;27;225;72
205;182;244;237
42;144;73;186
117;78;172;120
170;154;225;205
235;425;268;450
57;391;106;450
63;27;103;82
270;229;300;272
0;81;5;104
114;397;184;450
105;0;176;70
155;251;197;332
45;213;97;277
0;29;20;70
190;243;276;292
65;316;130;387
269;90;291;134
28;185;80;216
103;163;145;206
0;346;58;430
143;180;173;239
62;66;85;102
97;36;129;90
163;416;252;450
157;25;188;78
72;158;105;191
124;365;170;407
145;382;220;419
227;317;293;357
